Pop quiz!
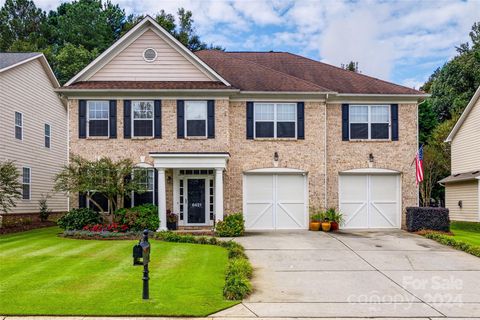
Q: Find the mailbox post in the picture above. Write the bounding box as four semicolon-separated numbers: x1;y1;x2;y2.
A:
132;229;150;299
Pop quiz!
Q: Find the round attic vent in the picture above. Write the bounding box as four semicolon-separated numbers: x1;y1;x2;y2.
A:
143;48;157;62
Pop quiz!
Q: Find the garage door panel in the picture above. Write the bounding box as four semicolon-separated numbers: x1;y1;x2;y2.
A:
340;175;368;202
245;203;274;229
370;175;397;201
276;203;306;229
276;175;305;200
342;202;368;228
246;175;274;202
369;203;398;228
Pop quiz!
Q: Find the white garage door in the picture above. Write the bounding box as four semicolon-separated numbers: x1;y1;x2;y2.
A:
339;174;400;229
244;174;307;230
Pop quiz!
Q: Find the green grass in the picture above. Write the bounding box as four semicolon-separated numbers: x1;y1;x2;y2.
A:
0;227;237;316
450;221;480;246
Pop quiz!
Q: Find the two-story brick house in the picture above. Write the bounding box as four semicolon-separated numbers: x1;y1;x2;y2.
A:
58;16;426;231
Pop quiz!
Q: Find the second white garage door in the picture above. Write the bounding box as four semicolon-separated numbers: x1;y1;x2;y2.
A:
339;174;401;229
244;174;307;230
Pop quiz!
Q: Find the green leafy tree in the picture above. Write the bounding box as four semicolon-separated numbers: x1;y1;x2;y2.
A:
54;155;148;215
341;61;359;72
0;0;48;51
0;161;22;214
418;99;438;145
53;43;99;85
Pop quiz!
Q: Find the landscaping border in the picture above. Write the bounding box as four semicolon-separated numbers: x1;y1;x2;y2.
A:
420;231;480;258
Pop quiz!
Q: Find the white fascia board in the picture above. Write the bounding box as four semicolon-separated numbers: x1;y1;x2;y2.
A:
150;153;229;169
445;85;480;142
244;168;307;174
340;168;401;174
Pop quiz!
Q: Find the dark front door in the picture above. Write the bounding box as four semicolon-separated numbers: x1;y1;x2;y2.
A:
187;179;206;224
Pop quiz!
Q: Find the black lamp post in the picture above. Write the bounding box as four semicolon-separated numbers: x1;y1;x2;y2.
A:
133;229;150;299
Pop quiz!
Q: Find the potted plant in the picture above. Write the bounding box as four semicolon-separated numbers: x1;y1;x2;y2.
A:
321;215;331;232
309;213;322;231
326;207;344;231
166;210;178;230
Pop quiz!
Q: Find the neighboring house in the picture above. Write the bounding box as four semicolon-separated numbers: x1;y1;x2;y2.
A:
0;53;68;216
440;86;480;222
58;16;426;231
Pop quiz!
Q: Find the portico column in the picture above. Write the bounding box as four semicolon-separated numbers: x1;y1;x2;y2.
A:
157;168;167;231
215;168;224;222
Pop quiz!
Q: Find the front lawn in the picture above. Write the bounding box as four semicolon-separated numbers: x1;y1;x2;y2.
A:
0;227;237;316
450;220;480;246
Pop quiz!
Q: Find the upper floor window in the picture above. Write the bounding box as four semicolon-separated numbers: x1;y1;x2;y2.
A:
254;103;296;138
15;112;23;140
22;167;31;200
44;124;51;148
185;101;207;137
132;101;154;137
349;105;390;140
87;101;109;137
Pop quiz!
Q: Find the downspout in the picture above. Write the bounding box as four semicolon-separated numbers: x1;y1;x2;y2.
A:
324;94;328;209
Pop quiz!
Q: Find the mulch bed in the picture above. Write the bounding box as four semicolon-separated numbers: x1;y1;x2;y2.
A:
0;221;57;235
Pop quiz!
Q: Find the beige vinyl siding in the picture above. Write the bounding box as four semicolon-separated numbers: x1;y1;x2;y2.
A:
445;180;479;222
451;96;480;174
90;29;212;81
0;58;68;214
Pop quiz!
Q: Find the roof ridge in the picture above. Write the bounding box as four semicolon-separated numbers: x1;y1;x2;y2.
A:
283;52;423;93
205;51;332;92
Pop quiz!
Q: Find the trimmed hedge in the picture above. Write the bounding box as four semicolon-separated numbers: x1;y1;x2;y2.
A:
215;213;245;237
406;207;450;232
57;208;103;231
423;232;480;258
155;231;253;300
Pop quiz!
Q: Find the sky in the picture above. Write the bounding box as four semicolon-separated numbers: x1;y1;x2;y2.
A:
7;0;480;88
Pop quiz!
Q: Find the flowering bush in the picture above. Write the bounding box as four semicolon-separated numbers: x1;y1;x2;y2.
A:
82;223;129;233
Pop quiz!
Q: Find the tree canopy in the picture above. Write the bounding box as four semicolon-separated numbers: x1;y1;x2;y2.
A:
0;0;222;84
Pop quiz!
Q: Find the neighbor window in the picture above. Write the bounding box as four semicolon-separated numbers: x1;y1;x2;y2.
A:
87;101;109;136
44;124;51;148
349;105;390;140
185;101;207;137
15;112;23;140
132;101;154;137
254;103;296;138
132;168;155;206
22;167;31;200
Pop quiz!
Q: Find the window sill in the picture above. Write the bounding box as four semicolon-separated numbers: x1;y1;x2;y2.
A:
131;136;155;140
184;136;208;140
254;137;298;141
86;136;109;140
348;139;392;142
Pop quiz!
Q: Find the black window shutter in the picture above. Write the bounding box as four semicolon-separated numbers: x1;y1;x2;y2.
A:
342;104;349;141
391;104;399;141
154;100;162;138
246;101;254;139
154;169;158;206
79;192;87;208
79;100;87;138
177;100;185;138
123;100;131;139
109;100;117;138
124;174;132;207
207;100;215;138
297;102;305;139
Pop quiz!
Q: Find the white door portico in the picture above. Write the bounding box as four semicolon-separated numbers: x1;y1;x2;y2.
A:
150;152;229;230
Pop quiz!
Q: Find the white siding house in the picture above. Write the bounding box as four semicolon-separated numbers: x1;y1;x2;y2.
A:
0;53;68;215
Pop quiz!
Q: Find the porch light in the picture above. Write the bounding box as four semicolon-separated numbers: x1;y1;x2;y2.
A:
368;153;374;162
274;152;279;162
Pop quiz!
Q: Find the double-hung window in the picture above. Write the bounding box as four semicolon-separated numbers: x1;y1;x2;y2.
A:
349;105;390;140
185;101;207;137
44;124;51;148
254;103;296;138
132;168;155;206
15;112;23;140
87;101;109;137
22;167;31;200
132;101;154;137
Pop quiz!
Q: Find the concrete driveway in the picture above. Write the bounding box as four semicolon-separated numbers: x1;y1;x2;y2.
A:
213;230;480;318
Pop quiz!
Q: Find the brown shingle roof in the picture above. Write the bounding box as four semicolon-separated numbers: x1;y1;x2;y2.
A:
64;81;233;90
196;51;423;95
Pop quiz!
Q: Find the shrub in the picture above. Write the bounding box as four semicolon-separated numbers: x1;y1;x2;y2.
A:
223;274;252;300
406;207;450;232
38;196;51;222
423;232;480;258
215;213;244;237
226;257;253;279
57;208;102;230
115;204;159;231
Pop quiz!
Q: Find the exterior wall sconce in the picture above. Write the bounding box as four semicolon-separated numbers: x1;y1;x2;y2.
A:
368;153;374;168
458;200;463;208
273;151;279;167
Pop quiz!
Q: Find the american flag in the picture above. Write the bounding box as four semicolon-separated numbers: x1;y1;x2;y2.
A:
415;145;424;185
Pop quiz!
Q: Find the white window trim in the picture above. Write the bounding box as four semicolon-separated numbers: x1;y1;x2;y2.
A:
185;100;208;138
45;123;51;148
15;111;23;140
22;167;31;200
86;100;110;137
349;105;391;140
253;102;297;139
131;100;154;138
131;168;155;207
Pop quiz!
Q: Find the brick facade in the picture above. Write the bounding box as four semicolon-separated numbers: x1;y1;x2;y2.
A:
68;98;417;227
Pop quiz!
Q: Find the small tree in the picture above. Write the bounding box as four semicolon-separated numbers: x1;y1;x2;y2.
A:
0;160;22;214
38;194;51;221
54;155;148;215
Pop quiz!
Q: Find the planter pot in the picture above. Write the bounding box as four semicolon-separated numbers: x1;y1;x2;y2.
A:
309;221;321;231
330;221;339;231
321;221;331;232
167;221;178;230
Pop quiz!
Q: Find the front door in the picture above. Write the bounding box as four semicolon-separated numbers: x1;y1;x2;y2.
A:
187;178;206;224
